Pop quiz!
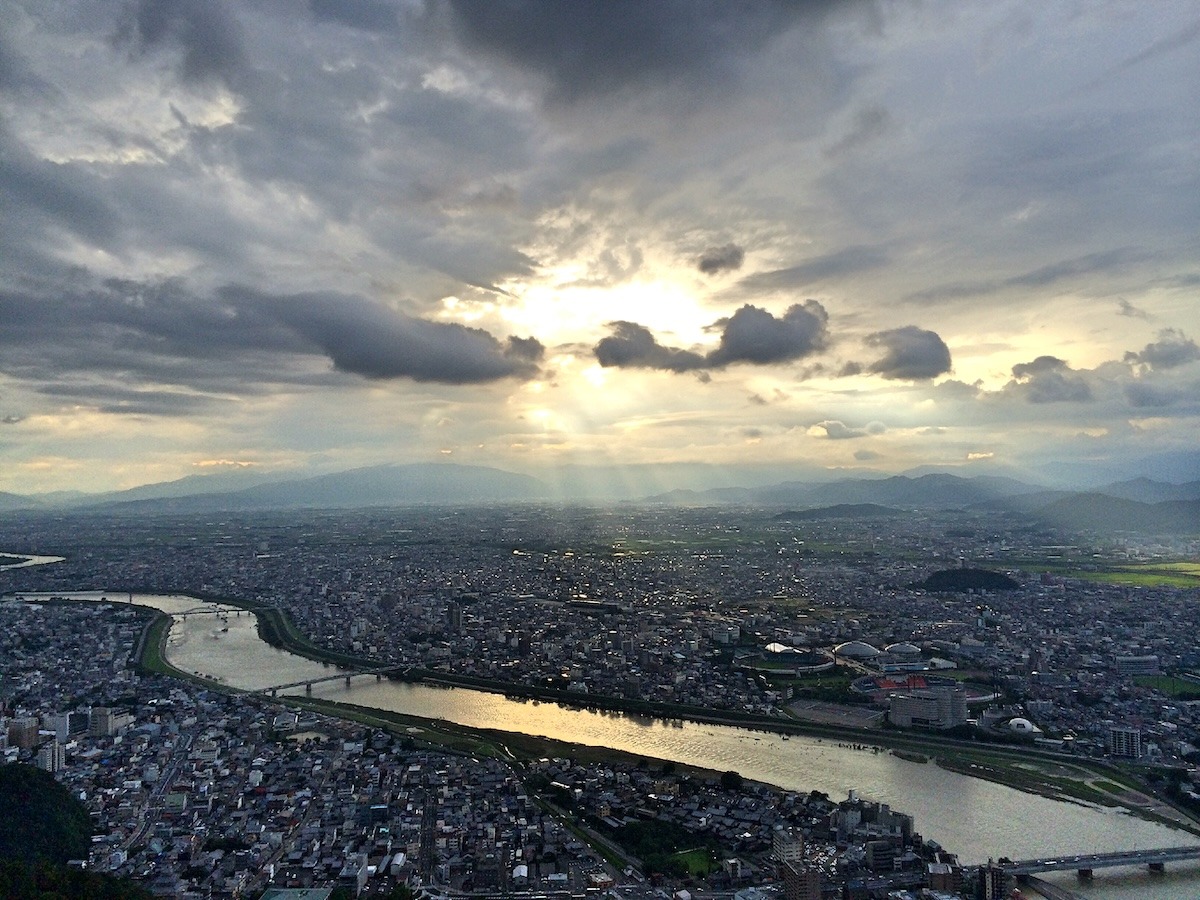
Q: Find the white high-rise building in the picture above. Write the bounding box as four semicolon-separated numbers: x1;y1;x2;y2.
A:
37;740;64;773
1108;725;1142;758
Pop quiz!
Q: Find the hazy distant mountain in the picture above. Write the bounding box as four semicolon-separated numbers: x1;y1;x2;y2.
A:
1033;449;1200;488
1094;477;1200;504
537;461;852;501
775;504;905;521
1033;493;1200;535
648;472;1043;509
801;473;1040;508
77;468;292;506
12;464;1200;537
899;463;1051;484
95;463;548;512
31;490;91;505
0;491;38;512
645;487;754;505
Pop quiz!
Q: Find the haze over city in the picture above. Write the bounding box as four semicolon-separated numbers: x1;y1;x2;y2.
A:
2;0;1198;496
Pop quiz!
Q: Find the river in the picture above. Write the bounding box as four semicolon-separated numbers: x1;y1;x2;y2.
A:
0;552;66;571
16;589;1200;898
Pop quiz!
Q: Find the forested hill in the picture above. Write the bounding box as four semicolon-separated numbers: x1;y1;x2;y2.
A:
0;763;152;900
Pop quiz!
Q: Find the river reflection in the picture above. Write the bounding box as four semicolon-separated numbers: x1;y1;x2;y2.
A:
22;592;1200;897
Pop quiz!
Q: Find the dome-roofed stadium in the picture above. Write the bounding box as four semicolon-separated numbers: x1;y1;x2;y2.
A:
1007;717;1041;735
885;642;921;657
833;640;881;659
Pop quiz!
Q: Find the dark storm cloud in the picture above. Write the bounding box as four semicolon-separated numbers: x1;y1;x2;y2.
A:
504;335;545;362
118;0;247;87
709;302;828;366
208;54;538;291
735;245;888;293
1123;329;1199;371
0;277;298;383
0;277;542;413
864;326;952;381
0;123;118;248
595;302;828;373
594;322;706;372
238;289;543;384
310;0;401;35
442;0;836;103
1006;356;1093;404
697;244;744;275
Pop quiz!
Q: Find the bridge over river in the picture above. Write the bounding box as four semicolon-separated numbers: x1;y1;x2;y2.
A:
252;665;404;698
1000;843;1200;878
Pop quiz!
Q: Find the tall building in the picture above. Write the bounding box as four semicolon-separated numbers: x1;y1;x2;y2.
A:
772;826;804;865
45;710;89;742
1108;725;1142;758
889;685;967;729
928;861;964;893
865;839;895;873
37;740;64;773
89;706;115;737
780;860;822;900
978;863;1007;899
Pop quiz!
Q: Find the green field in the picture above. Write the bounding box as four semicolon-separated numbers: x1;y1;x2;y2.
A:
670;848;715;876
1134;675;1200;699
1022;560;1200;589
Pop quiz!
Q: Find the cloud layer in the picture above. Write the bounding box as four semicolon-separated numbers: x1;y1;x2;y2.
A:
0;0;1197;491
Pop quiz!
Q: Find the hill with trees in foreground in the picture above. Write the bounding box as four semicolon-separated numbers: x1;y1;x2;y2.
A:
0;763;152;900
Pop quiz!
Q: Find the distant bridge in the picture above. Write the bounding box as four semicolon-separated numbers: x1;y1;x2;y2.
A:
999;844;1200;877
177;606;247;617
253;665;404;698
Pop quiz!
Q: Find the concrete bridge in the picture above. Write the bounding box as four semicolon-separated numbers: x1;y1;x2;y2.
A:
998;843;1200;878
254;665;403;698
177;606;246;618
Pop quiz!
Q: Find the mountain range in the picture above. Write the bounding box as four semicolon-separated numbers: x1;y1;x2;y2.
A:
0;465;1197;535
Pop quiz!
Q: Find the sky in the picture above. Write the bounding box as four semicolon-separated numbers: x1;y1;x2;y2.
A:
1;0;1198;495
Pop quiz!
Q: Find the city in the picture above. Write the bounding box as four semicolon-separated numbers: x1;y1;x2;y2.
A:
3;502;1200;899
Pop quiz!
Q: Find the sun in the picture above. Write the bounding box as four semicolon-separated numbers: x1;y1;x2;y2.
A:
497;273;715;348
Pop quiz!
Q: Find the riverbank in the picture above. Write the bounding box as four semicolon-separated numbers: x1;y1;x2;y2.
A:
190;595;1200;834
36;587;1200;840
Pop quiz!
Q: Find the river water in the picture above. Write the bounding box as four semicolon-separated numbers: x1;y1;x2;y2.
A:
0;552;66;571
18;590;1200;898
